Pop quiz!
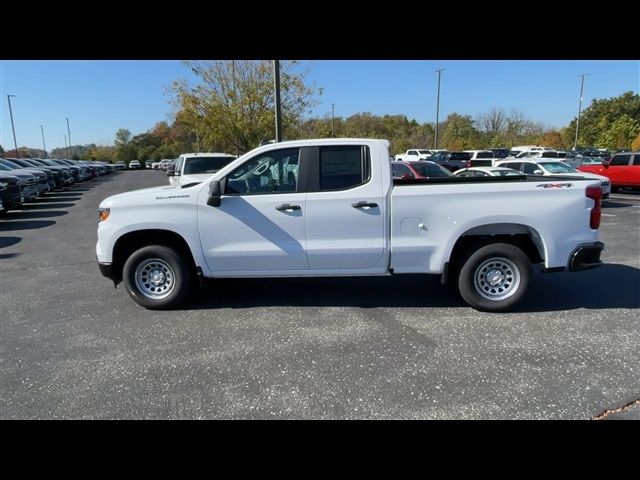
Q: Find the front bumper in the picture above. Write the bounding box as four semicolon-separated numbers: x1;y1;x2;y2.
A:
98;262;115;280
568;242;605;271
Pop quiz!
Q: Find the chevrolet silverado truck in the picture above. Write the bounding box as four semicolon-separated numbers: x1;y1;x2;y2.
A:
97;139;604;312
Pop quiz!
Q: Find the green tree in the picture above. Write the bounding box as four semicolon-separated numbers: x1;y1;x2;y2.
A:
596;114;640;150
170;60;321;153
631;133;640;151
568;91;640;147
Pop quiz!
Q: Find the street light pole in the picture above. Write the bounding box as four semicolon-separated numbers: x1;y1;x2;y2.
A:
273;60;282;142
39;125;47;158
7;95;20;158
331;103;335;138
63;134;69;160
66;117;72;159
574;73;589;150
434;68;444;150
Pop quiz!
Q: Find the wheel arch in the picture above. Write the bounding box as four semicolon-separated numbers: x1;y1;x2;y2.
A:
443;223;545;284
111;229;197;283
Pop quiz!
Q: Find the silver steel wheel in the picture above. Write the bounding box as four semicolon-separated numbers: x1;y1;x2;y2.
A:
134;258;176;300
473;257;521;301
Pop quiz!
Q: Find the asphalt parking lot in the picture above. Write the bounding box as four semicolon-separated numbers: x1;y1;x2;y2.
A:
1;170;638;419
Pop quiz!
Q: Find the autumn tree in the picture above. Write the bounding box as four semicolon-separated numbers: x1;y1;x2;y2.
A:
170;60;321;153
441;113;479;150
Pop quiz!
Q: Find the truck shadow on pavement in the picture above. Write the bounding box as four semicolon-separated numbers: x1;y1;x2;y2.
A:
186;263;640;313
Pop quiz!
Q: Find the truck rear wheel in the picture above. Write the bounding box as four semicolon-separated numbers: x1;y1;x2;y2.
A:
457;242;531;312
122;245;194;309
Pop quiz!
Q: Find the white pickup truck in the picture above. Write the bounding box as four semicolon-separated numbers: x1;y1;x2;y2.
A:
97;138;604;312
395;149;432;162
168;152;236;187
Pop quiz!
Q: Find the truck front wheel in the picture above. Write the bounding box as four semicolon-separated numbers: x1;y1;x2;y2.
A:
457;242;531;312
122;245;194;310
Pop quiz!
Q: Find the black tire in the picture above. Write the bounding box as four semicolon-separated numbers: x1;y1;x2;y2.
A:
457;242;531;312
611;186;620;193
122;245;194;310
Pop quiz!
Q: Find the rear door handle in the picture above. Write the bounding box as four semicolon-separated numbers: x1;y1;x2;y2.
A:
352;201;379;209
275;204;301;211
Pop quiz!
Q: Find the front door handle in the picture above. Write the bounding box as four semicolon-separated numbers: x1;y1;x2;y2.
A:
352;201;378;209
275;204;301;211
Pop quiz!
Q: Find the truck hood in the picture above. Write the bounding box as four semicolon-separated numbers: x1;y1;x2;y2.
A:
181;173;217;184
99;184;201;209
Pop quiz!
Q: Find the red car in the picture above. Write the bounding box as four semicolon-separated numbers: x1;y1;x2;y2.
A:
391;161;453;179
578;151;640;190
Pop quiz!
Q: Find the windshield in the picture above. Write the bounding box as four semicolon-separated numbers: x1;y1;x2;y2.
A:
183;156;235;175
418;150;430;154
411;163;453;177
539;162;578;173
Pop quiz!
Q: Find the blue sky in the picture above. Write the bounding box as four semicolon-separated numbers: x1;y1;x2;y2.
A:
1;60;638;151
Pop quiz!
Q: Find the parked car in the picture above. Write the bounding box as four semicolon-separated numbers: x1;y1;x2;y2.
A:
564;156;602;169
0;164;39;201
0;173;24;212
97;138;605;313
488;148;510;159
495;159;611;197
454;167;524;177
429;151;472;172
464;150;497;167
27;158;75;186
0;159;50;196
6;158;57;190
129;160;141;169
113;161;126;171
395;149;432;162
168;153;237;187
391;161;452;179
578;151;640;191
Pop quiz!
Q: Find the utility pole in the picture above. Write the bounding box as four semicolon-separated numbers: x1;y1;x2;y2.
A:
7;95;19;158
434;68;444;150
66;117;72;158
331;103;335;138
273;60;282;142
574;73;589;150
39;125;47;158
63;134;69;160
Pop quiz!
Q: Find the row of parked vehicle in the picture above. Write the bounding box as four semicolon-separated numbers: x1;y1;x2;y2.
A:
0;157;116;214
392;147;640;192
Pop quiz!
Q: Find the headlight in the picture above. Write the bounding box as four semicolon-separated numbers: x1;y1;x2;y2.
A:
0;181;7;190
98;208;111;222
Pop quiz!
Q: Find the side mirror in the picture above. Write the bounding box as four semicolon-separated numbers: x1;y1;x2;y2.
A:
602;159;610;168
207;180;222;207
533;169;544;175
167;168;175;176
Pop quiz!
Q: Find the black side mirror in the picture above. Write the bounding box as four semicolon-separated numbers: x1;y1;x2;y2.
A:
602;159;610;168
207;180;222;207
167;167;175;176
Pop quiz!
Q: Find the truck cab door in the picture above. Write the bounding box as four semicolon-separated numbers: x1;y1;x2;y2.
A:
304;145;387;271
197;147;310;274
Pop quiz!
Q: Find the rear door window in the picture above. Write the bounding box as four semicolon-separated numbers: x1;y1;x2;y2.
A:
611;154;631;166
317;146;369;191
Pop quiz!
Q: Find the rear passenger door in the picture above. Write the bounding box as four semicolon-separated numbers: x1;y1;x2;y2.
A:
305;145;386;270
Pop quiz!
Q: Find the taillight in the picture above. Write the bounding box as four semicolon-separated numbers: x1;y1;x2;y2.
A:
586;186;602;229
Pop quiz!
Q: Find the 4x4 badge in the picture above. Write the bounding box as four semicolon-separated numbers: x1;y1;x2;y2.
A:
537;183;573;188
